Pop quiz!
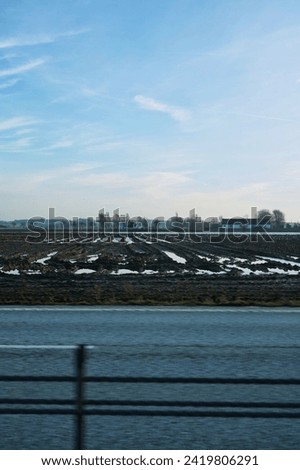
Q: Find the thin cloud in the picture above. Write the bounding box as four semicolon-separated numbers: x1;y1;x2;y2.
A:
0;78;20;89
0;117;37;131
48;139;74;150
0;53;18;60
69;163;104;173
0;29;90;49
15;128;34;136
70;170;191;191
142;171;191;186
0;59;45;77
228;111;300;123
0;136;35;153
134;95;191;122
71;172;130;187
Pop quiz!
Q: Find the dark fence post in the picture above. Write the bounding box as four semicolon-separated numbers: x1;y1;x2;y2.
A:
75;344;85;450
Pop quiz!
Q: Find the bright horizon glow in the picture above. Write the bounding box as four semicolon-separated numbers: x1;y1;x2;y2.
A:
1;0;300;221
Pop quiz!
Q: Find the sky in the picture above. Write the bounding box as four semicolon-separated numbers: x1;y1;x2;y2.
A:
1;0;300;221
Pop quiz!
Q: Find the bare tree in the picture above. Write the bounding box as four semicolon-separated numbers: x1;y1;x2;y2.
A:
257;209;272;221
272;209;285;228
258;208;285;229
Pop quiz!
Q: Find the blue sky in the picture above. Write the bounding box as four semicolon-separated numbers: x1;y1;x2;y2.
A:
1;0;300;221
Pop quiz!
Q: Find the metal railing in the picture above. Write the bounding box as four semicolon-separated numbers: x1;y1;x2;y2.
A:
1;344;300;449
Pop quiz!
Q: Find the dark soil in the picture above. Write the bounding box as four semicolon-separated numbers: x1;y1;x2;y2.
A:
1;230;300;306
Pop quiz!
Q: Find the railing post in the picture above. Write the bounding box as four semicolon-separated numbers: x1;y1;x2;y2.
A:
75;344;85;450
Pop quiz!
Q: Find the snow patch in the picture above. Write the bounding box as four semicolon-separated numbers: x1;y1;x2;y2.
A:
251;259;268;265
197;255;212;261
36;251;57;265
239;268;254;275
163;251;187;264
1;269;20;275
196;269;216;275
259;256;300;267
74;269;96;275
87;255;99;262
268;268;299;275
141;270;159;274
157;238;171;244
226;264;253;275
112;269;139;275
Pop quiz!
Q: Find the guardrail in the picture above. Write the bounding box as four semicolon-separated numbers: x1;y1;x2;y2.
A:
1;345;300;449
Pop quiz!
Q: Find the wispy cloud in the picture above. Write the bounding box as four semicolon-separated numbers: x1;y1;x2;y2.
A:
15;128;34;136
227;111;300;123
0;53;18;60
133;171;192;200
70;172;130;188
0;162;107;192
0;137;33;153
0;59;45;77
48;139;74;150
0;78;20;89
69;163;104;173
141;171;191;187
0;117;37;131
70;170;191;192
81;87;101;97
134;95;191;122
81;86;126;103
0;29;90;49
